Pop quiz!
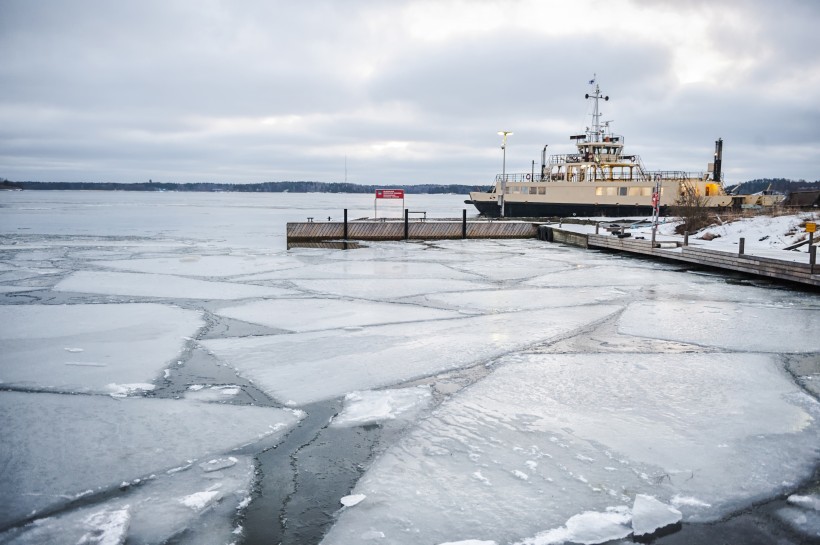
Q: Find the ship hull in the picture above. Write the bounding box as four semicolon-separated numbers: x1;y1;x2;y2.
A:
466;199;669;218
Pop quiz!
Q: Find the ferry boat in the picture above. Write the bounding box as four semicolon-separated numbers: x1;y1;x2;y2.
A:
466;82;781;218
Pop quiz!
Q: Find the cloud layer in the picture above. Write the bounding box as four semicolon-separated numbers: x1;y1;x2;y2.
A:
1;0;818;185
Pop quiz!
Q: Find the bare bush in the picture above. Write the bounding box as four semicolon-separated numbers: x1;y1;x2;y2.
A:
672;183;712;234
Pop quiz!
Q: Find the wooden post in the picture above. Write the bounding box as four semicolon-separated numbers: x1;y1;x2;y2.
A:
684;231;689;246
811;245;817;275
738;237;745;255
404;209;409;240
595;222;599;234
343;208;348;240
462;209;467;239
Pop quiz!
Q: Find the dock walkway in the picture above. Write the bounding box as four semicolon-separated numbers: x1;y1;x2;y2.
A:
543;226;820;288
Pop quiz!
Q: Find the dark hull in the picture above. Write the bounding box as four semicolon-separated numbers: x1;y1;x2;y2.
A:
466;199;669;219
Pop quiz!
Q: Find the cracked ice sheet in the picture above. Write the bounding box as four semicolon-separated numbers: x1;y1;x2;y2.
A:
216;298;464;332
92;254;304;277
289;278;493;300
320;353;820;545
411;286;637;313
234;260;481;282
619;300;820;353
0;303;203;394
524;264;695;288
53;270;297;300
201;306;621;405
1;456;255;545
0;391;302;529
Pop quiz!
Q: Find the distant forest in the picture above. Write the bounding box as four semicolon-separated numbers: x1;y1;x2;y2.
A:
1;180;486;194
2;178;818;194
724;178;820;194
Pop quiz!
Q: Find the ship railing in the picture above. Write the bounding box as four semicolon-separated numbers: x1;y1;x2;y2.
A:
494;173;547;183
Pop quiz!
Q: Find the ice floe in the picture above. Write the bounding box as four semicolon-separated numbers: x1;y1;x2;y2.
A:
201;305;621;405
319;352;820;544
0;303;203;394
216;298;463;332
54;270;296;299
0;391;302;528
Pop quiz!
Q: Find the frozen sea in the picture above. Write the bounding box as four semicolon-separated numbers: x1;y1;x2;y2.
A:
0;190;818;545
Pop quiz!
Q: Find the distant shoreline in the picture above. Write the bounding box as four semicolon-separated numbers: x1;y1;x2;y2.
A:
1;180;485;194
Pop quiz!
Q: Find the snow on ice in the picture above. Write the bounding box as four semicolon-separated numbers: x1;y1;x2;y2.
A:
331;386;433;428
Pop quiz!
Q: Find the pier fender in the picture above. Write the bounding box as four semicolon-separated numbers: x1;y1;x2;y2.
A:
538;225;554;242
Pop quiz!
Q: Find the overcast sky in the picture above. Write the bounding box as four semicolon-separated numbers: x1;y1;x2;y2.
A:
2;0;818;186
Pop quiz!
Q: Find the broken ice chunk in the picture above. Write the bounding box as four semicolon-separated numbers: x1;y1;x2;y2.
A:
340;494;366;507
199;457;238;473
631;494;682;537
516;508;632;545
179;490;222;512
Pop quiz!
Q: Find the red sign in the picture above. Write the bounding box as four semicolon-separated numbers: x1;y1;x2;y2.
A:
375;189;404;199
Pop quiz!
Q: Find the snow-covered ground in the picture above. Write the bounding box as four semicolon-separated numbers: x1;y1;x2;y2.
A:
0;192;818;545
555;211;819;264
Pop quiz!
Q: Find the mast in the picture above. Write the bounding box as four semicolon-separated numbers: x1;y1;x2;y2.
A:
584;78;609;142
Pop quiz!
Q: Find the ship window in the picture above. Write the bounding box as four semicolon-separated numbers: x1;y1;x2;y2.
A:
595;187;604;196
628;187;641;197
505;186;512;194
538;187;546;195
606;187;617;196
619;187;628;196
529;187;537;194
641;187;652;196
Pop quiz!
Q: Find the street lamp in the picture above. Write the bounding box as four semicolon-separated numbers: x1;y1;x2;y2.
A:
498;130;513;217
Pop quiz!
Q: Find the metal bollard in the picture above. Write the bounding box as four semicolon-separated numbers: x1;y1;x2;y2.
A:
738;237;745;255
811;245;817;275
462;209;467;239
684;231;689;246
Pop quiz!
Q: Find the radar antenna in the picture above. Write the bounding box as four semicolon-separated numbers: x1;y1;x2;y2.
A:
585;81;609;142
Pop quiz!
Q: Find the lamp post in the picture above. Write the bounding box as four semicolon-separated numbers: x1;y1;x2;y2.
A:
498;131;513;217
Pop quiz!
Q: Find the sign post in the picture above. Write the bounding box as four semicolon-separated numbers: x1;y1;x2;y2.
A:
374;189;405;218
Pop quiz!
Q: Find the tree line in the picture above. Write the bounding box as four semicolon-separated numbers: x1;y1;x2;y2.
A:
3;180;486;194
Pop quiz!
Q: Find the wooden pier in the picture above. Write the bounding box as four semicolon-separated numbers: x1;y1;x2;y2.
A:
287;215;537;243
541;226;820;288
